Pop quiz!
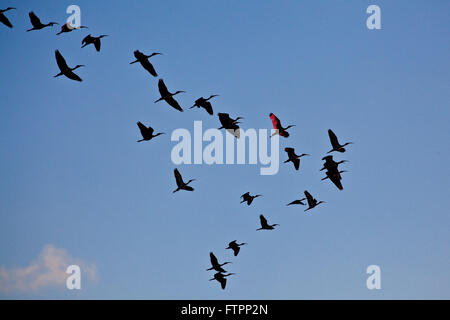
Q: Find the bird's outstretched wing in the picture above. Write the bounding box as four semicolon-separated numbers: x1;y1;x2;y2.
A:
65;71;82;82
165;96;183;112
94;38;101;52
327;169;343;190
328;129;340;148
304;191;314;207
174;169;184;187
0;13;13;28
55;50;69;71
137;121;148;136
293;158;300;170
29;11;41;27
209;252;219;266
269;113;281;130
259;214;268;227
158;79;170;96
232;247;240;256
202;101;213;115
241;192;250;199
141;60;157;77
219;277;227;290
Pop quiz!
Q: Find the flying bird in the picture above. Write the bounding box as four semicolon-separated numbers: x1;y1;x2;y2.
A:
81;34;108;52
284;148;309;170
209;272;234;290
130;50;161;77
54;50;84;82
304;191;325;212
0;7;15;28
173;168;195;193
287;197;307;206
256;214;279;231
269;113;295;138
56;22;87;35
27;11;58;31
218;113;243;138
136;122;164;142
207;252;231;273
155;79;185;112
327;129;353;153
190;95;219;115
240;192;262;206
226;240;247;257
322;167;347;190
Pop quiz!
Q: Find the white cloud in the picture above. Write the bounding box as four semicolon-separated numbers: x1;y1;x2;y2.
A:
0;244;96;294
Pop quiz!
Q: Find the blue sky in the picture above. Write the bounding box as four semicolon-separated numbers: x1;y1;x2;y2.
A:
0;0;449;299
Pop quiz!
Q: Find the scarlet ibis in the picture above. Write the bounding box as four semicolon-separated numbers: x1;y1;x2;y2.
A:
56;22;87;35
54;50;84;82
209;272;234;290
304;191;325;212
320;155;347;171
155;79;185;112
327;129;353;153
269;113;295;137
226;240;247;257
0;7;15;28
240;192;262;206
218;113;243;138
322;168;347;190
137;122;164;142
81;34;108;52
27;11;58;31
257;214;279;231
173;168;195;193
284;148;309;171
207;252;231;273
287;197;307;206
190;95;219;115
130;50;161;77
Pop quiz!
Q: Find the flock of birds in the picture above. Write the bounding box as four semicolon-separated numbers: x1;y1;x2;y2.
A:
1;7;353;291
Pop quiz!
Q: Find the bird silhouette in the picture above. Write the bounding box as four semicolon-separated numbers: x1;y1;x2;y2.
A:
257;214;279;231
284;147;309;170
173;168;195;193
304;191;325;212
287;197;307;206
54;50;84;82
81;34;108;52
130;50;161;77
240;192;262;206
218;113;243;138
190;95;219;115
270;113;295;137
136;122;164;142
327;129;353;153
226;240;247;256
0;7;15;28
155;79;185;112
209;272;234;290
56;22;87;35
27;11;58;31
207;252;231;273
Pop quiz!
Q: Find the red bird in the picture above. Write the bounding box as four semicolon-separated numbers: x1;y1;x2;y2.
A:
269;113;295;137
